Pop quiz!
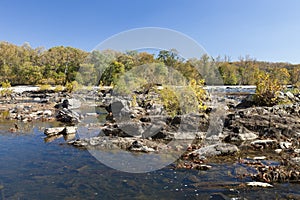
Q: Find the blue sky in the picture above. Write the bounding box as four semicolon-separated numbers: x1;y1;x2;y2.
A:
0;0;300;63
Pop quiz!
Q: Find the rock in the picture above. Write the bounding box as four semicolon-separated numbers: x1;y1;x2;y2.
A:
236;96;255;108
279;142;292;149
86;112;98;116
294;149;300;153
247;182;273;188
33;97;41;102
118;121;144;137
44;126;77;136
277;91;285;100
275;149;282;154
172;132;197;140
63;134;76;141
128;140;156;152
286;91;295;100
54;98;81;110
102;121;145;137
56;108;81;123
170;113;209;133
130;140;143;148
253;156;266;160
239;131;258;141
105;112;115;122
69;136;166;152
142;120;166;138
43;110;52;116
69;139;89;147
223;127;258;142
44;127;65;136
61;126;77;135
291;157;300;163
101;125;128;137
194;164;212;170
68;98;81;109
251;139;277;146
190;143;239;158
147;104;164;115
223;103;300;140
110;98;131;119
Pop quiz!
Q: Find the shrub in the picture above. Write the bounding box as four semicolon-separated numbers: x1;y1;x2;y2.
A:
254;73;282;106
131;94;138;107
188;79;207;111
39;84;52;91
0;80;12;97
155;79;207;117
54;85;65;92
65;81;80;92
157;86;180;117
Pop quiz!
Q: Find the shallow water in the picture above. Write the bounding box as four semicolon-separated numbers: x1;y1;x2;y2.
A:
1;119;300;200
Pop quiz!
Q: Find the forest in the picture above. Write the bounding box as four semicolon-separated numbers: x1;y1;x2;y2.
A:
0;41;299;88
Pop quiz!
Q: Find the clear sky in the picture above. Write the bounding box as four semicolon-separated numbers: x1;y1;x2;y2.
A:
1;0;300;63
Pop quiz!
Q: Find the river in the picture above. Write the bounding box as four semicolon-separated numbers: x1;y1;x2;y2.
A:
0;86;300;199
1;117;300;199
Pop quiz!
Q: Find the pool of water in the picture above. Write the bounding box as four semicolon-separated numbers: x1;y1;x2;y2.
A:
1;119;300;200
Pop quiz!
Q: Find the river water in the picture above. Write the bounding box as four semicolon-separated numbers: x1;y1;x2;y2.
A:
1;120;300;199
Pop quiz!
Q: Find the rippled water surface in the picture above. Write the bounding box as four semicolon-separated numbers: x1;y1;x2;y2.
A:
1;118;300;199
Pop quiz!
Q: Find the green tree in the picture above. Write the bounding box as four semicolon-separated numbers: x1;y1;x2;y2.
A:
218;62;238;85
101;61;125;85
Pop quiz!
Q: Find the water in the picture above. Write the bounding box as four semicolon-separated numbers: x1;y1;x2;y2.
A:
1;112;300;199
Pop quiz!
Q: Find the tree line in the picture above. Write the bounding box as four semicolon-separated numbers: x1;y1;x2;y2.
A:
0;41;299;88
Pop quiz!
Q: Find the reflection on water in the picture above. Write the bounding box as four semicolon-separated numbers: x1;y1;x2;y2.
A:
0;120;300;199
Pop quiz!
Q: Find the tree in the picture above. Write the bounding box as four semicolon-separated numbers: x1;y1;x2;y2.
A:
77;63;97;86
40;46;88;84
271;67;290;85
88;50;117;85
218;62;238;85
101;61;125;85
290;65;300;86
157;49;179;67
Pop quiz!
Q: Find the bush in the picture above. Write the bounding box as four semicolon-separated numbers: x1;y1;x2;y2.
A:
54;85;65;92
39;84;52;91
254;73;282;106
131;94;138;107
157;86;180;117
188;79;207;111
0;80;12;97
65;81;80;92
155;79;207;117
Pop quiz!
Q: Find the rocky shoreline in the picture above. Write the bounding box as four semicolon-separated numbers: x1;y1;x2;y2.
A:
1;86;300;186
